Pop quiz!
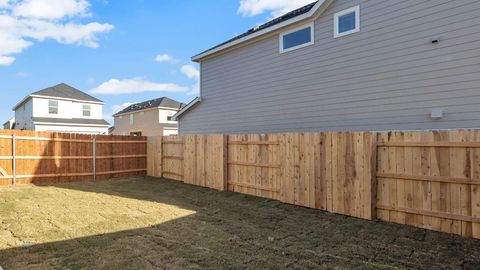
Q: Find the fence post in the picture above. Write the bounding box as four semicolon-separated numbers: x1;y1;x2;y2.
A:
370;132;379;220
12;134;16;186
93;136;96;181
221;134;228;191
157;136;163;178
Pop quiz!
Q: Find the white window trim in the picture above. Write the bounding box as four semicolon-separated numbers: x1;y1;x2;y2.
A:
334;5;360;38
48;100;58;115
83;104;91;117
279;22;315;54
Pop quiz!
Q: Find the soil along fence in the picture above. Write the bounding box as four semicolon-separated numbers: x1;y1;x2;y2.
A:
148;130;480;239
0;130;147;186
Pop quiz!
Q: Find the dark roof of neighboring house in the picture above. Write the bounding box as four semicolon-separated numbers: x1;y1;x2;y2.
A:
115;97;185;116
32;117;110;126
32;83;103;103
195;1;318;57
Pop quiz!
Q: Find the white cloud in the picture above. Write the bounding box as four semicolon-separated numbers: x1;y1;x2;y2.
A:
90;77;188;95
155;54;178;64
155;54;171;62
92;64;201;96
181;64;200;95
181;64;199;80
14;0;90;19
0;0;113;66
102;102;135;123
238;0;313;17
0;55;15;65
112;102;136;114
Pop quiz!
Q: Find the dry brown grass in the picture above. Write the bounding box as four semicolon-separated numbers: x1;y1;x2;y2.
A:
1;177;480;269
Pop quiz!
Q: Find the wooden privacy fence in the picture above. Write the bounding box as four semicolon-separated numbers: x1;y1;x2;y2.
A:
0;130;147;186
376;131;480;238
148;132;376;220
148;130;480;239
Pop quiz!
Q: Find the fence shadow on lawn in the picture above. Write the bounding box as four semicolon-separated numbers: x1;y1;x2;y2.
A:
2;177;480;269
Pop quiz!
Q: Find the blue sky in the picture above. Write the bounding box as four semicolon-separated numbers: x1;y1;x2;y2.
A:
0;0;312;124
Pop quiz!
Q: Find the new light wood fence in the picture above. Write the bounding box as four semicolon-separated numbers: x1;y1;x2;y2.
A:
0;130;147;186
376;130;480;238
148;132;376;220
148;130;480;239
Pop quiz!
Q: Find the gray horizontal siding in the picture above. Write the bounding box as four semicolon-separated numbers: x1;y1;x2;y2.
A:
179;0;480;134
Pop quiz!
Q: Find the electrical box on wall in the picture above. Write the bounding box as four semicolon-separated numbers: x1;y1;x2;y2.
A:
430;108;444;120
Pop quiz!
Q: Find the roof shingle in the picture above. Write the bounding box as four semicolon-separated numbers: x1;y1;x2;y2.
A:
115;97;185;116
196;1;318;57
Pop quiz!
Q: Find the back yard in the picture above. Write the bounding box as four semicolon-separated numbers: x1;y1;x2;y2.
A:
1;177;479;269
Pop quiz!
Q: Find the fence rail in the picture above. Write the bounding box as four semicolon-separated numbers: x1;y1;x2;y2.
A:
148;130;480;239
0;130;147;186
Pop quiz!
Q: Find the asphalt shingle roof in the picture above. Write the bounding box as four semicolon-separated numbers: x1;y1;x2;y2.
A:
196;1;318;56
115;97;185;115
32;83;103;103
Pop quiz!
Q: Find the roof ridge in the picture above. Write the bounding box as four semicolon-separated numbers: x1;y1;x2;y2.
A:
114;97;184;116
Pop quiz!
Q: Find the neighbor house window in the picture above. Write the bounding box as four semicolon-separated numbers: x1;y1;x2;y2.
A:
167;116;173;121
48;100;58;114
334;6;360;38
129;114;134;125
280;22;314;53
83;105;91;117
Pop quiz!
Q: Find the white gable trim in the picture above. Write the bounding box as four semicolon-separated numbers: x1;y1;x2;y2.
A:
192;0;331;62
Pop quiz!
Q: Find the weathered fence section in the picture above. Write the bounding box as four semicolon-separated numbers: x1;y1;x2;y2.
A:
376;130;480;239
0;130;147;186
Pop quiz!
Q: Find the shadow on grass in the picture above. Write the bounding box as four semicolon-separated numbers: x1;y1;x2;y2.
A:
1;177;480;269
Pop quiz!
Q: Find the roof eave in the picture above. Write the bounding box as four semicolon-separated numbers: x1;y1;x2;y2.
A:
31;94;104;104
32;121;110;127
172;97;201;121
191;0;328;62
12;95;32;111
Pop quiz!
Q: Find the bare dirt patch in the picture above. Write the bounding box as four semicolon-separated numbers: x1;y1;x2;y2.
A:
1;177;479;269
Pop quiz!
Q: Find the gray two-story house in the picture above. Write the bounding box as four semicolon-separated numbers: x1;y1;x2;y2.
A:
174;0;480;134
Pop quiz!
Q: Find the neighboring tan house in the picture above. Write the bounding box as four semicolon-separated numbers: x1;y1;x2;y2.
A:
11;83;109;134
174;0;480;134
113;97;184;136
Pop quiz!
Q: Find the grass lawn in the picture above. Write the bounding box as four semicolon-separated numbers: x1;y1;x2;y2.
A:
1;177;480;269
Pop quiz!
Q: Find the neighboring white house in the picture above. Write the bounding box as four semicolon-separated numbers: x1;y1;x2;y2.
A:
113;97;184;137
11;83;109;134
3;117;15;130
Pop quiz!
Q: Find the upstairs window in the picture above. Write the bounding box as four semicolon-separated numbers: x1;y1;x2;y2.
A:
48;100;58;114
83;105;91;117
334;6;360;38
280;23;314;53
129;114;134;125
